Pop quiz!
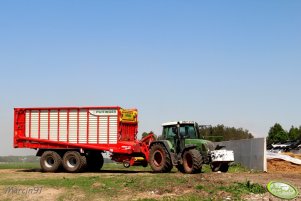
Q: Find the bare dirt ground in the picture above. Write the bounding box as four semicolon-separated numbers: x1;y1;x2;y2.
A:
268;159;301;173
0;168;299;187
0;168;301;201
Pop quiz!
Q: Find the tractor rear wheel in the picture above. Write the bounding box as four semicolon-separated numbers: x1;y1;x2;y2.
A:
40;151;62;172
63;151;86;173
183;149;202;174
149;144;172;173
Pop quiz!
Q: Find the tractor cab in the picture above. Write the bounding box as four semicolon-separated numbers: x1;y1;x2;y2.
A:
161;121;201;140
160;121;214;155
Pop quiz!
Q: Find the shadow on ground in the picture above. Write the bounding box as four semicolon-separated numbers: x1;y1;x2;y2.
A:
16;169;154;174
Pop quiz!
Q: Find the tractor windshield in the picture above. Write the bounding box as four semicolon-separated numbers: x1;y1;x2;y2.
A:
179;124;200;139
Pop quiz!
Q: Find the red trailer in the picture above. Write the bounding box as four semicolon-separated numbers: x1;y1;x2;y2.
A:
14;106;154;172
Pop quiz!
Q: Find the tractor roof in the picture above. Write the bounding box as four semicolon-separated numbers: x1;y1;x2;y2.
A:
162;121;196;126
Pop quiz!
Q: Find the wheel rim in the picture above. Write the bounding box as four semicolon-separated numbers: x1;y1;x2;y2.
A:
45;156;55;168
67;156;77;168
153;150;163;167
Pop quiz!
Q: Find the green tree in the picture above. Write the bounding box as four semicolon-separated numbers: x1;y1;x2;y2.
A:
142;132;149;138
141;131;157;139
288;126;299;141
267;123;288;145
199;124;254;142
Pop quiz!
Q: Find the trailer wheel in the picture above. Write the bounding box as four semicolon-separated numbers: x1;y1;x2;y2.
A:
63;151;86;173
219;163;229;173
183;149;202;174
211;162;229;173
210;162;221;172
40;151;62;172
149;144;172;173
87;152;104;172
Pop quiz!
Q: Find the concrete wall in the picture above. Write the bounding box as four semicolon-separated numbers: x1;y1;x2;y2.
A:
214;138;267;172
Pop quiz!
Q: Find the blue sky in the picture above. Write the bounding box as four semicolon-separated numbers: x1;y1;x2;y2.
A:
0;1;300;155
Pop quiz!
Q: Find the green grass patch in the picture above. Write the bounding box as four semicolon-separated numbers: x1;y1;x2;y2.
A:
0;162;39;169
218;180;266;198
201;163;249;173
227;163;249;173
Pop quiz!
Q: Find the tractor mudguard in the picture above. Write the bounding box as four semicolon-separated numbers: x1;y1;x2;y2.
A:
181;145;197;156
149;140;177;166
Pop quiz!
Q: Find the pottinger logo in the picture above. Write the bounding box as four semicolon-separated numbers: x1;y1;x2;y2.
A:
90;110;118;116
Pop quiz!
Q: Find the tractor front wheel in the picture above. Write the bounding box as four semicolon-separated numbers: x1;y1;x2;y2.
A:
149;144;172;173
183;149;202;174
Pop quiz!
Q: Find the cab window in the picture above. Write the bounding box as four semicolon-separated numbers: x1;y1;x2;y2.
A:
162;126;177;139
180;125;197;139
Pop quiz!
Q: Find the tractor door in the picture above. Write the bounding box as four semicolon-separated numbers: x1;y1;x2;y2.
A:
162;126;178;151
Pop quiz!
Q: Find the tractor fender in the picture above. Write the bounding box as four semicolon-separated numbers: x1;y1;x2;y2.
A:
181;145;197;156
149;140;172;153
149;141;177;165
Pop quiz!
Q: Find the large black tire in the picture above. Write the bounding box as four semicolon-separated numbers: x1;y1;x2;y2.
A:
62;151;87;173
183;149;203;174
220;163;229;173
210;162;229;173
86;152;104;172
210;162;221;172
149;144;173;173
40;151;62;172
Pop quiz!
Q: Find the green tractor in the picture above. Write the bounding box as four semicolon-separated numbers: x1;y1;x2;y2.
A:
148;121;234;174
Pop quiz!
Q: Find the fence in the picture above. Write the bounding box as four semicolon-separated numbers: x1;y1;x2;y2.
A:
214;138;267;171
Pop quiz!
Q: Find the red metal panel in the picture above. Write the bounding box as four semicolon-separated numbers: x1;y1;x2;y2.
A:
97;116;100;144
67;109;70;143
77;109;79;144
107;116;110;144
48;109;50;140
29;110;32;138
87;110;89;144
117;108;121;142
57;110;60;141
14;107;144;158
38;110;41;139
18;106;121;110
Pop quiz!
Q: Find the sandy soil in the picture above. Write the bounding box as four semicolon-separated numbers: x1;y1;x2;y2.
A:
267;152;301;173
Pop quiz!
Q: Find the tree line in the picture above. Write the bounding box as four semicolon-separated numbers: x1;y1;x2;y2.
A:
141;124;254;142
267;123;301;145
199;124;254;142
